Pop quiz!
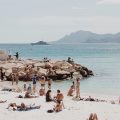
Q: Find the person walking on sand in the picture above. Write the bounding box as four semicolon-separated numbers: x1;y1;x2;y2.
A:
75;77;80;98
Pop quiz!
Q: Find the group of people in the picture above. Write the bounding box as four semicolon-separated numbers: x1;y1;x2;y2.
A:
67;77;81;98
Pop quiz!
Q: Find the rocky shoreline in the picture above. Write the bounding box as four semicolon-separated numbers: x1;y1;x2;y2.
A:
0;58;93;81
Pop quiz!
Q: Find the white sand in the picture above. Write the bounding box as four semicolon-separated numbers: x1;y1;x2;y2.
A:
0;82;120;120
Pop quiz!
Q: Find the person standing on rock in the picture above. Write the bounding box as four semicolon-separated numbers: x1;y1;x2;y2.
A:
75;77;80;98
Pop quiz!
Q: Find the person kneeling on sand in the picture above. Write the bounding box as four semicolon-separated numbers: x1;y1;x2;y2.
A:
7;102;41;111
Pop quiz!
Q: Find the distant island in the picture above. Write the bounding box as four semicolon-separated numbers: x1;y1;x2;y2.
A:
31;41;49;45
51;30;120;44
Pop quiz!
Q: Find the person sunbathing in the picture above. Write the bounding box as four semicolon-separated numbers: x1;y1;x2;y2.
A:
24;91;38;98
7;102;41;111
0;100;7;103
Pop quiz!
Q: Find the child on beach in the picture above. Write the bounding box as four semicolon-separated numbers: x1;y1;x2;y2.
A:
47;78;52;89
67;85;75;96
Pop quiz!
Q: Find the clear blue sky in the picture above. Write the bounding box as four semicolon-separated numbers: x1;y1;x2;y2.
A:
0;0;120;43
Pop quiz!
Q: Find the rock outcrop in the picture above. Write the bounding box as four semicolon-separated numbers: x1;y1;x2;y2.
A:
0;59;93;81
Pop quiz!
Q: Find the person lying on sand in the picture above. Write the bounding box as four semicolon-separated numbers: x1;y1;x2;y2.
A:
24;91;38;98
7;102;41;111
0;100;7;103
16;91;38;98
83;96;106;102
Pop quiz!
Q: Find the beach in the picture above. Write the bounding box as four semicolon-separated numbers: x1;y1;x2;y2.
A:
0;43;120;120
0;81;120;120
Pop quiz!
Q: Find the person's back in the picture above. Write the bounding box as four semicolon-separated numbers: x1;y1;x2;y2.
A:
56;93;64;101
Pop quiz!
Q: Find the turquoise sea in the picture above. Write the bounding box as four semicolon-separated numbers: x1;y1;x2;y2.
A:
0;43;120;95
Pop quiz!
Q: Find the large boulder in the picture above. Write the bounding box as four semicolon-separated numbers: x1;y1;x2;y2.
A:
0;50;8;61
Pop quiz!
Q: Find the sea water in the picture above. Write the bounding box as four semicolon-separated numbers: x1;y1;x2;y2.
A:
0;43;120;95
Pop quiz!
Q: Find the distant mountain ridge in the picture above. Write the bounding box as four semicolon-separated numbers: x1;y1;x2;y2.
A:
52;30;120;44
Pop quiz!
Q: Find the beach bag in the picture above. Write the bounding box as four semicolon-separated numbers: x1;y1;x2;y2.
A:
47;109;54;113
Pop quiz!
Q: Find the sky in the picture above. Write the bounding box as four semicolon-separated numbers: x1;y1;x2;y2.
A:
0;0;120;43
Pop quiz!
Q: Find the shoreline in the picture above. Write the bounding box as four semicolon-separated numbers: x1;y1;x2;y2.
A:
0;80;119;102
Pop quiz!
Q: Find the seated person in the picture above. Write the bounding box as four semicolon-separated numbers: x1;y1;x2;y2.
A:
46;90;53;102
53;101;62;112
67;85;75;96
39;88;45;96
24;91;38;98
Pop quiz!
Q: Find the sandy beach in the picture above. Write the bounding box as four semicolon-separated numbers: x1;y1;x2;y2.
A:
0;81;120;120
